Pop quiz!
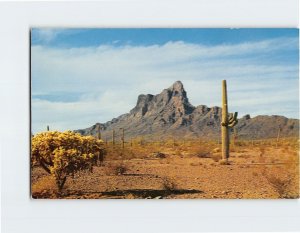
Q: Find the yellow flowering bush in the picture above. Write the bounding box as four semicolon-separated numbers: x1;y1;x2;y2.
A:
31;131;105;191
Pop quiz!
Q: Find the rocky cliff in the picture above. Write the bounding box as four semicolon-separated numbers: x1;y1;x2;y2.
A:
76;81;299;140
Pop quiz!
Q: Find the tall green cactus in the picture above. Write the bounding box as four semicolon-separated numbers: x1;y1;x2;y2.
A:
221;80;238;162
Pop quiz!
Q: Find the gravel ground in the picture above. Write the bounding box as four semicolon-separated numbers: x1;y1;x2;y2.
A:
31;146;299;199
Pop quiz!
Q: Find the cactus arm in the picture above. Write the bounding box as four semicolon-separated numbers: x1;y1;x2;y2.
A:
228;119;238;128
228;112;238;125
228;113;233;122
228;112;237;123
233;112;238;121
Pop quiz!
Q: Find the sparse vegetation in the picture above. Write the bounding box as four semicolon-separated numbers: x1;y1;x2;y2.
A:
31;135;299;199
264;174;295;198
114;164;128;176
161;177;177;192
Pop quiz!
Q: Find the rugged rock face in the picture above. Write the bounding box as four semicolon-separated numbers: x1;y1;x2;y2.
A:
236;114;299;139
76;81;299;140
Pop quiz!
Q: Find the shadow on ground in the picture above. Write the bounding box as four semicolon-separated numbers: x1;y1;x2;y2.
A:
32;188;203;199
98;188;203;198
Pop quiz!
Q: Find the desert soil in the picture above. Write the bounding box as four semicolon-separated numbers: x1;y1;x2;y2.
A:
31;141;299;199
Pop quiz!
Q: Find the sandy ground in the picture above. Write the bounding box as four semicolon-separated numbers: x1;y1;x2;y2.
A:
31;143;299;199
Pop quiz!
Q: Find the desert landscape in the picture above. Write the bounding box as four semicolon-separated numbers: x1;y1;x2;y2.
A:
31;137;299;199
30;28;299;200
31;81;299;199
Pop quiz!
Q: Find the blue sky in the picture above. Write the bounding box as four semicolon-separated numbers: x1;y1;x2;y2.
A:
31;28;298;47
31;28;299;133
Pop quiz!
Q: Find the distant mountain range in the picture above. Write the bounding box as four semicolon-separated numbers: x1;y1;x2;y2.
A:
76;81;299;140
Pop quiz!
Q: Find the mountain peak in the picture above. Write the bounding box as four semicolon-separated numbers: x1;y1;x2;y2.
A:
171;80;184;88
129;81;194;118
76;81;299;140
168;80;184;92
166;80;188;100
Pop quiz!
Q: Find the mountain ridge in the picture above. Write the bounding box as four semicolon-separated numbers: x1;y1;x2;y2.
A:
76;81;299;140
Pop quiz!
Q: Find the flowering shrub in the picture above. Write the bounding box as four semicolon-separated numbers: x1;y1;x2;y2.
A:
31;131;105;191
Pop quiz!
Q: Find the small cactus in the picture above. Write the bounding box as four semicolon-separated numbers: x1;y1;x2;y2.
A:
221;80;238;162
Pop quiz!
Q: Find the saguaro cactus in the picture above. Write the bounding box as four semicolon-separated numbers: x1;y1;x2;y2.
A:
97;125;101;140
221;80;238;162
276;126;281;147
232;127;238;147
119;128;125;149
112;129;115;146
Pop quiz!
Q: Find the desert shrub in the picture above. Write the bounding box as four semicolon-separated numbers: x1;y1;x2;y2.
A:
161;177;177;191
211;154;221;162
152;152;166;158
175;149;183;157
264;174;294;198
261;166;298;199
106;145;139;160
189;142;213;159
31;131;105;191
114;164;128;175
106;163;128;175
212;148;220;153
196;151;211;158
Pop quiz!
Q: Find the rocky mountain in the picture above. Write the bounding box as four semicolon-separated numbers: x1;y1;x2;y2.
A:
76;81;299;140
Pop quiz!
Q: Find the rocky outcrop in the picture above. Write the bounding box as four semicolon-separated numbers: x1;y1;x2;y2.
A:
76;81;299;140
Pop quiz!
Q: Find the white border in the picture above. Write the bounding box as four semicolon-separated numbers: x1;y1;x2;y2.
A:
1;1;299;233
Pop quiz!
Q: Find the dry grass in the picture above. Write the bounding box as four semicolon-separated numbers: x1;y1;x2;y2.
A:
264;173;295;198
31;176;59;198
31;137;299;199
32;176;57;193
103;139;220;161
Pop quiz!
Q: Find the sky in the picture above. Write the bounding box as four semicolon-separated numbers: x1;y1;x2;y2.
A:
31;28;299;133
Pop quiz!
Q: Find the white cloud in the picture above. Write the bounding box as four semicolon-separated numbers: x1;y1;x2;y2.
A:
32;29;62;43
32;28;84;44
31;37;299;132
